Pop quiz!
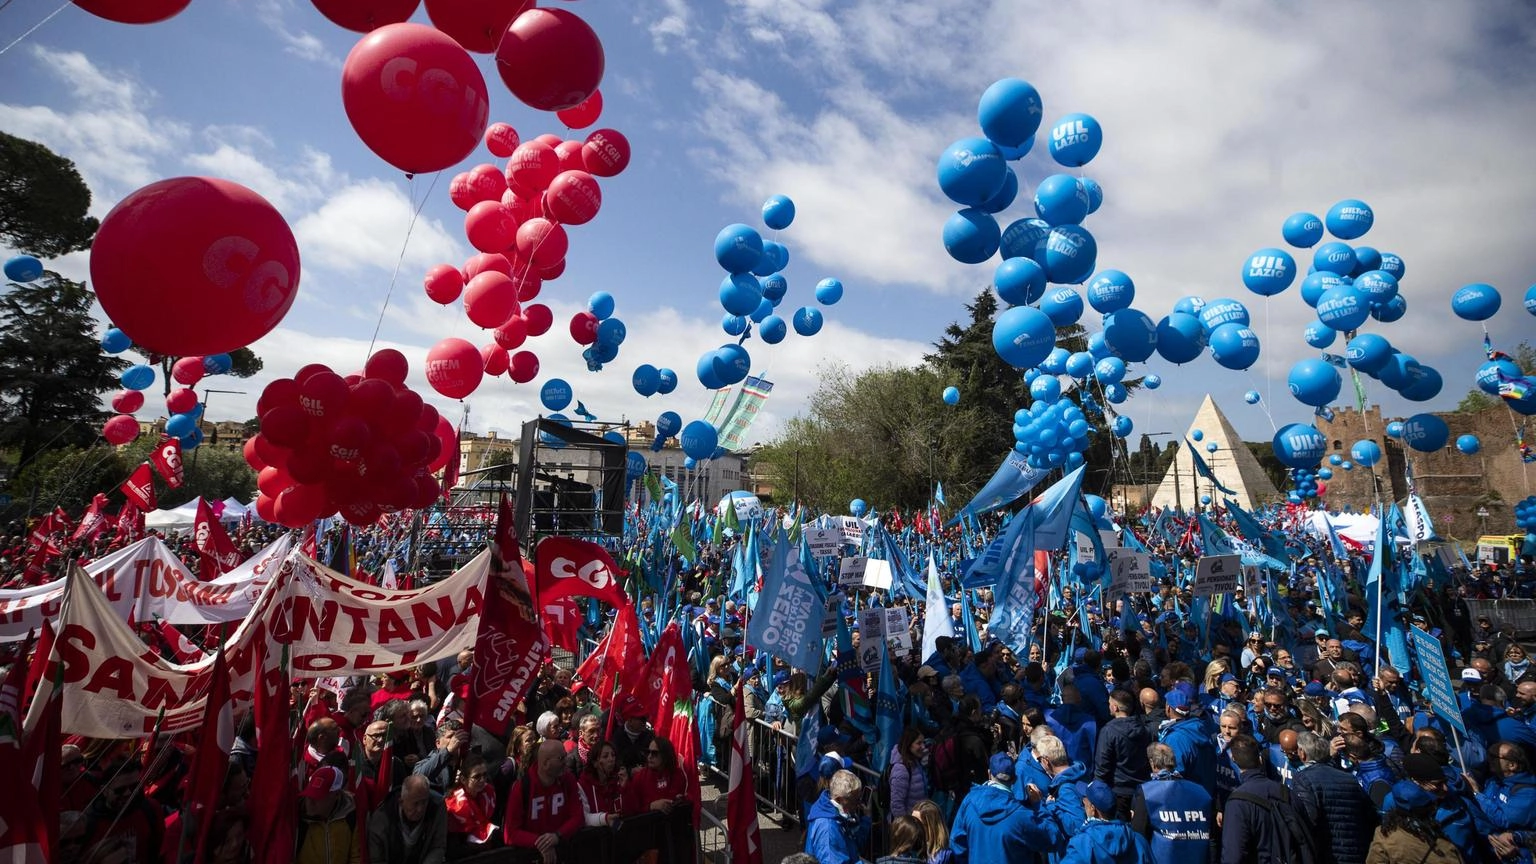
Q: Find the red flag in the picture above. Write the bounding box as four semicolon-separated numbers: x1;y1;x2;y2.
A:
18;666;61;863
573;605;644;712
19;546;53;587
248;645;297;864
70;493;111;543
441;425;461;502
112;504;143;546
541;596;581;651
156;621;206;664
645;623;690;739
120;462;158;511
186;648;233;864
21;622;53;714
24;514;57;554
465;496;548;736
150;435;186;488
194;498;240;580
300;523;318;559
50;506;72;535
0;631;46;862
727;683;764;864
532;536;630;609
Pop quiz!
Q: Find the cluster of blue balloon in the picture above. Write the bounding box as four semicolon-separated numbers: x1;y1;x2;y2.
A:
1387;413;1450;453
706;195;843;390
3;255;44;284
1011;397;1092;471
631;364;679;398
579;292;628;372
1457;285;1536;416
1286;467;1323;504
1515;497;1536;543
647;410;724;469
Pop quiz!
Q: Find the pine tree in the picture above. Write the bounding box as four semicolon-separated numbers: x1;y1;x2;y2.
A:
0;131;98;257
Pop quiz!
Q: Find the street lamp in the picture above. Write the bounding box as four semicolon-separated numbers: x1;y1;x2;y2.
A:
195;388;247;465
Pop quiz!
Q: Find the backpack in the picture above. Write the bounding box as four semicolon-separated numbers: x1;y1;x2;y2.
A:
931;732;964;792
1228;787;1318;864
875;761;894;813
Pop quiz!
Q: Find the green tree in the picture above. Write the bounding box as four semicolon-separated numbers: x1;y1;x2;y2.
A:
117;436;257;509
0;132;98;257
0;274;130;468
1458;341;1536;413
12;443;129;516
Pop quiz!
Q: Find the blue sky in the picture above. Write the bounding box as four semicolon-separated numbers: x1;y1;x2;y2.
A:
2;0;1535;454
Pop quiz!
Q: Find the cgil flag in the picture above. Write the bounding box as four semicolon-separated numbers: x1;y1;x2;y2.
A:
727;683;764;864
120;463;158;511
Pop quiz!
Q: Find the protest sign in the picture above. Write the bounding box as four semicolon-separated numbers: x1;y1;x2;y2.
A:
837;516;865;546
1192;555;1242;597
806;527;843;557
860;558;893;590
883;606;912;651
1106;549;1151;596
1409;625;1465;735
857;607;885;673
838;556;868;588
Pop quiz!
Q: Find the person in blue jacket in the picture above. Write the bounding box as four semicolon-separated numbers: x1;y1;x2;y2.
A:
950;752;1047;864
804;769;870;864
1072;649;1112;726
960;643;1006;714
1158;690;1216;790
1131;743;1211;864
1048;683;1099;768
1061;781;1155;864
1021;734;1089;863
1473;741;1536;839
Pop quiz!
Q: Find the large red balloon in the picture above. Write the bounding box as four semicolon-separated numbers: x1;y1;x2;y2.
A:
582;128;631;177
91;178;300;356
428;415;458;472
465;163;507;201
341;23;490;174
300;371;350;420
552;140;585;173
111;390;144;414
545;170;601;225
481;343;510;376
448;172;478;210
103;414;140;445
508;350;540;383
464;201;517;253
493;316;528;350
73;0;189;24
166;387;198;415
463;252;511;280
365;349;409;385
257;378;300;416
462;271;519;328
310;0;420;32
522;303;553;337
254;494;278;523
426;337;484;399
424;0;534;52
506;141;558;197
494;8;605;112
424;264;464;304
556;89;603;129
515;218;568;268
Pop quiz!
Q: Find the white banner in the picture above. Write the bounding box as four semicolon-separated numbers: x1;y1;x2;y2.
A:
860;558;893;590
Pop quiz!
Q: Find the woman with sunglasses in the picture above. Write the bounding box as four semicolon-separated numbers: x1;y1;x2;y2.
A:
445;754;500;853
623;737;693;818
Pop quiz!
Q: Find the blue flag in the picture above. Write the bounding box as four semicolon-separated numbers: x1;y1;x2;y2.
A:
950;449;1050;524
872;640;906;775
1187;442;1237;496
746;530;827;672
989;516;1040;656
1032;465;1086;550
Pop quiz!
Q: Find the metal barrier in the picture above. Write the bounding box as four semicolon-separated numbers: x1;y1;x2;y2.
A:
748;718;804;824
1466;599;1536;637
698;806;731;864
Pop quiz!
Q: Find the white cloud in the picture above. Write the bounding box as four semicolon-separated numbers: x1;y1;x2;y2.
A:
291;179;466;277
252;0;343;68
643;0;696;53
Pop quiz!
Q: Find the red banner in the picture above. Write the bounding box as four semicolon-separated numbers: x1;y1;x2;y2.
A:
728;683;763;864
149;436;185;489
194;499;240;580
532;536;629;610
466;497;547;736
70;494;110;544
120;463;158;512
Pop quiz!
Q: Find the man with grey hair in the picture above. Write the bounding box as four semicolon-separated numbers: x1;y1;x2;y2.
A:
1020;734;1089;859
1132;742;1211;864
368;773;448;864
1290;730;1376;864
804;769;868;864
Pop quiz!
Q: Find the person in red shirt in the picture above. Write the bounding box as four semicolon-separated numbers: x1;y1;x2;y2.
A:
503;740;583;862
622;737;692;819
576;741;625;827
446;755;499;851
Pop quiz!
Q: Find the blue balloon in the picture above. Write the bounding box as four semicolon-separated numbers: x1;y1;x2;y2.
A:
101;327;132;353
1033;174;1089;227
1087;331;1114;362
1325;199;1374;240
1299;272;1345;308
1526;284;1536;316
591;340;619;365
1065;351;1095;379
656;411;682;438
588;291;616;320
202;353;232;375
942;386;960;405
166;413;197;439
937;137;1008;206
121;364;155;391
1143;374;1161;390
1340;462;1353;472
1043;225;1097;284
792;307;824;336
713;344;751;386
992;305;1056;369
999;217;1051;262
720;273;763;315
1172;295;1207;317
1282;212;1324;248
1477;359;1521;395
849;499;868;518
656;369;678;395
1370;294;1408;323
978;167;1019;214
1352;246;1382;275
760;240;789;274
942;208;1001;264
994;257;1047;306
1345;333;1393;375
1081;177;1103;214
1451;283;1501;321
998;138;1035;160
1205;442;1218;453
760;273;788;304
759;315;787;344
1329;453;1343;465
540;378;573;411
1353;270;1399;308
626;451;648;481
1191;429;1204;442
1245;390;1260;404
1401;413;1449;453
722;313;748;336
541;413;571;450
3;254;44;283
1318;468;1333;480
1104;383;1127;404
1040;287;1084;327
1030;375;1061;403
749;298;774;323
1086;270;1134;314
596;318;626;346
978;78;1044;147
1273;423;1328;469
1400;365;1443;402
179;427;203;450
1112;415;1133;438
1351;440;1382;467
1378;352;1418;391
1378;252;1406;280
1047;113;1103;167
1197;298;1250;334
632;364;660;397
696;351;725;389
815;278;844;305
1242;248;1297;296
1041;347;1070;375
1094;356;1126;385
1313;241;1357;276
683;456;697;470
1155;313;1205;365
1316;284;1370;332
715;223;764;274
762;195;795;230
1457;434;1481;455
1288;358;1341;407
1102;309;1158;363
1208;323;1260;370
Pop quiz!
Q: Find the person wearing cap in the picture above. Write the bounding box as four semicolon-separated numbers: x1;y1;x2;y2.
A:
1095;690;1152;820
295;765;363;864
1219;735;1289;864
1365;780;1460;863
1060;780;1155;864
949;751;1045;864
1401;749;1494;864
368;773;448;864
1159;690;1216;790
1290;730;1376;864
804;769;870;864
1132;742;1211;864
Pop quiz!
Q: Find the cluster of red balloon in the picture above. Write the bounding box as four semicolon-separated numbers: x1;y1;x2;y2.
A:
246;350;454;528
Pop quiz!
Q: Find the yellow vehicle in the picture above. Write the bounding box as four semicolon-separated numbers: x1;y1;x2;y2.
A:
1477;534;1528;566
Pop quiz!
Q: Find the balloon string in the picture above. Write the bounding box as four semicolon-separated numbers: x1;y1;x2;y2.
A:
0;0;69;56
367;170;441;360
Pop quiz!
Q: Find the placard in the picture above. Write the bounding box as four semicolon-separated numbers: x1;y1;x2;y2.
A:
883;607;912;652
806;527;844;557
838;516;865;546
1409;625;1464;735
857;607;885;673
1108;551;1152;596
860;558;893;590
1073;531;1096;564
1099;529;1120;552
838;556;868;587
1192;554;1242;597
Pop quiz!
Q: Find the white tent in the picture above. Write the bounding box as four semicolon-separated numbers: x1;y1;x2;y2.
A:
220;497;250;521
144;499;200;530
1306;511;1380;548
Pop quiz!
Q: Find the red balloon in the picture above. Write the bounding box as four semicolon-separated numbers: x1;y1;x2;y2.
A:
464;201;517;253
275;483;329;528
537;258;566;281
294;364;331;384
258;466;298;499
252;434;291;469
481;343;510;376
545;170;601;225
503;192;543;224
416;402;440;433
91;177;300;356
463;271;520;328
522;303;553;337
243;436;266;470
569;311;599;345
423;264;464;304
341;23;490;174
556;89;603;129
328;416;371;461
552;140;586;173
424;0;534;52
426;337;484;399
448;172;478;210
111;389;144;414
508;350;540;383
254;494;278;523
484;122;520;158
410;473;442;509
397;429;432;466
493;316;528;350
582;128;631;177
310;0;420;32
171;356;206;386
465;163;507;201
505;266;542;301
515;218;567;268
428;415;458;472
533;133;563;149
261;405;310;447
73;0;189;24
364;348;409;386
288;444;334;485
300;371;350;420
494;8;605;112
463;252;511;280
103;414;140;445
506;141;559;197
342;499;383;527
349;377;396;420
166;387;198;415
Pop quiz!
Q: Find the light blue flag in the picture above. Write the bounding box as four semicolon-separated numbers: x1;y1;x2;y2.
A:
960;589;983;653
1362;506;1388;645
934;481;946;507
950;449;1050;524
963;504;1033;589
1224;498;1290;563
1032;465;1086;550
921;553;955;661
989;516;1040;657
746;530;827;672
1187;442;1236;496
795;704;823;780
872;640;906;775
